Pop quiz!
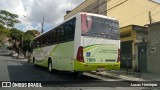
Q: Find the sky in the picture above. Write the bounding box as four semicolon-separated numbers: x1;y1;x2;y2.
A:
0;0;85;32
0;0;159;32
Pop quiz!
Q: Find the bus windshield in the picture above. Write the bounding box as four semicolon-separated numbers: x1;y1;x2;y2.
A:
81;14;120;40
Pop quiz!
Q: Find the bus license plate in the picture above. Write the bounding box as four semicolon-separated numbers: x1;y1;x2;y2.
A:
98;67;105;71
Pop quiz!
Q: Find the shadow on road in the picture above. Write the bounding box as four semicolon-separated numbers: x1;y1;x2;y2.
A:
3;59;140;87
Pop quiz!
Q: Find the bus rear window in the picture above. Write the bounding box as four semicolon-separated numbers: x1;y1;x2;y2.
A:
81;14;120;40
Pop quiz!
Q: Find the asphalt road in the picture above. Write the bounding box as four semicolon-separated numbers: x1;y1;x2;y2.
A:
0;55;99;81
0;53;151;90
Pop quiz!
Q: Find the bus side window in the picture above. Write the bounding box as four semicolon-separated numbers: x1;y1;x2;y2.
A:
71;19;75;39
65;25;68;41
64;24;69;41
56;28;60;43
60;26;64;42
48;31;54;45
53;30;56;44
35;38;40;47
67;21;72;40
68;19;75;40
41;38;43;46
45;35;48;46
41;36;45;47
46;36;50;46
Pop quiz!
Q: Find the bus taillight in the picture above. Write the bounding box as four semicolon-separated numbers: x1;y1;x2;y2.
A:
76;46;84;62
117;49;120;63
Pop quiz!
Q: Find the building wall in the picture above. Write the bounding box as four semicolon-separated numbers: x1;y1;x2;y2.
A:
65;0;160;28
120;25;148;70
107;0;160;27
64;0;109;20
64;0;98;20
147;22;160;73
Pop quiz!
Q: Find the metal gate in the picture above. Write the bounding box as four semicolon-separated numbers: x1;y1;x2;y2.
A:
120;41;132;69
137;42;147;72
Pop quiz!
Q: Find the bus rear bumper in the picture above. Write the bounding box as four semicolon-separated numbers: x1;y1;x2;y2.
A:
74;60;120;71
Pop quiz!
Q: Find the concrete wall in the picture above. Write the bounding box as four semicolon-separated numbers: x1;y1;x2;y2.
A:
120;25;148;70
147;22;160;73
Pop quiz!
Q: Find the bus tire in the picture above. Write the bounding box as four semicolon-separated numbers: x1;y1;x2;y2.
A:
48;59;52;73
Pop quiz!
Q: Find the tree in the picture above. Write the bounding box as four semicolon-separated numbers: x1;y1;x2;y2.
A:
25;30;40;37
0;24;10;36
9;28;24;54
0;24;11;48
21;30;40;58
8;28;40;58
10;29;40;58
10;28;24;40
0;10;20;27
21;34;34;57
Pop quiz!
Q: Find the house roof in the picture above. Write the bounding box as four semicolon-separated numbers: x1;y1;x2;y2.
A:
148;21;160;26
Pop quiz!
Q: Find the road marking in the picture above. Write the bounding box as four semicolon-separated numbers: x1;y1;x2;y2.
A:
83;71;146;82
83;72;123;81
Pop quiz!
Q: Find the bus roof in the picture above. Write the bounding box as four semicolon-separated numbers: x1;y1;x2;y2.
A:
34;12;118;40
79;12;117;21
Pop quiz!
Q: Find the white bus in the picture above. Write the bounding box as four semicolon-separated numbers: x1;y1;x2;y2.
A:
29;12;120;73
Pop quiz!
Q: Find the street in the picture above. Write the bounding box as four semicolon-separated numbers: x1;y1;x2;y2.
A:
0;53;157;90
0;55;98;81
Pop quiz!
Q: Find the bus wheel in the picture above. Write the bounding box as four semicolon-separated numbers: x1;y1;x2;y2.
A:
48;60;52;73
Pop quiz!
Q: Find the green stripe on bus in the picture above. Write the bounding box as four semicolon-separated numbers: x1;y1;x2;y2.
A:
35;45;58;65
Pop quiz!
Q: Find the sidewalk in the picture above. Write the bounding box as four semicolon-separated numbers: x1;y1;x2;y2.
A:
92;68;160;81
0;48;12;56
140;73;160;81
11;57;28;61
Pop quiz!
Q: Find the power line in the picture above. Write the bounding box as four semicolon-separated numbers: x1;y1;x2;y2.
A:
107;0;124;9
145;10;160;24
152;10;160;16
107;0;128;12
120;4;160;25
101;0;128;15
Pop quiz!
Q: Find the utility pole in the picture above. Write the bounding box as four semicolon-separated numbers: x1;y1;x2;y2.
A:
21;37;23;49
41;16;44;33
149;11;152;24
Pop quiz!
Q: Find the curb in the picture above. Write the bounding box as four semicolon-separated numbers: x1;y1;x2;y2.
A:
11;58;28;61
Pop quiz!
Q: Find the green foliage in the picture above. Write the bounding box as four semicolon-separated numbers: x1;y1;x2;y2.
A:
0;9;40;57
25;30;40;37
10;29;40;57
0;10;20;48
0;10;20;27
0;24;10;35
21;30;40;57
0;24;5;29
0;24;10;45
0;9;40;56
10;28;24;41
